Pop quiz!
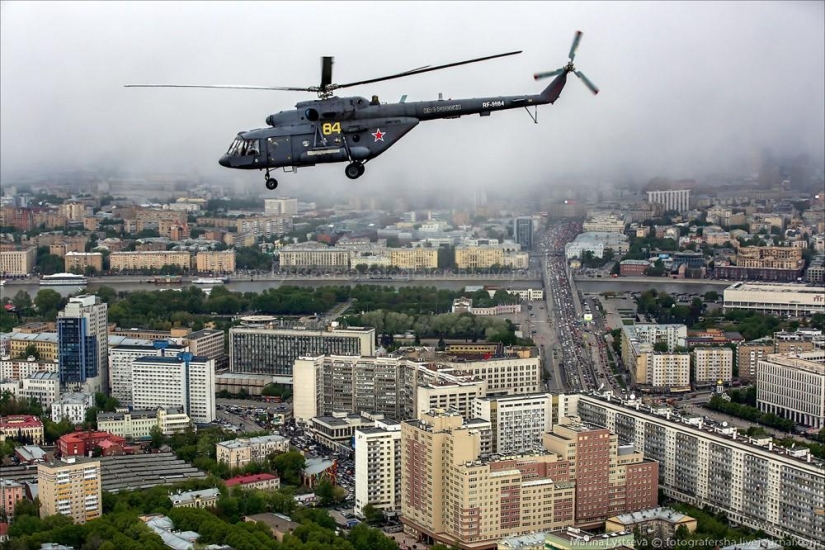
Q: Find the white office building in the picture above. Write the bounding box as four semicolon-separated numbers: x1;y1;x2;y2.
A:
109;341;185;406
20;372;60;410
354;419;402;517
723;282;825;316
692;347;734;384
131;354;215;423
646;189;691;213
471;393;553;454
757;354;825;429
51;392;94;424
264;197;298;216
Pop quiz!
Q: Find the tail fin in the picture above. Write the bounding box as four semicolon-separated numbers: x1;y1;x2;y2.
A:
540;72;568;104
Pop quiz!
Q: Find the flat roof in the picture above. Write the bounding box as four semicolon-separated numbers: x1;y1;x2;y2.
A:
725;282;825;294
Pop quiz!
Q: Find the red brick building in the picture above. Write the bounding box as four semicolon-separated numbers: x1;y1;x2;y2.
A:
224;473;280;491
57;430;131;457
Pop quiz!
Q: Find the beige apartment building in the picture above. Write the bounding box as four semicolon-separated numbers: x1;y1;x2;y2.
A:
455;245;505;269
401;410;576;549
0;247;36;276
216;434;290;468
196;250;236;274
390;247;438;269
65;252;104;273
736;246;803;269
38;458;102;524
110;251;192;272
8;332;59;361
279;244;351;268
692;347;733;384
635;348;691;391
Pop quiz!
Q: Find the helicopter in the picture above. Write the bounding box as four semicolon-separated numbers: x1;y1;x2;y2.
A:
126;31;598;190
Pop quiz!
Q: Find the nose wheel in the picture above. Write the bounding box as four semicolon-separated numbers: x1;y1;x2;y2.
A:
345;162;365;180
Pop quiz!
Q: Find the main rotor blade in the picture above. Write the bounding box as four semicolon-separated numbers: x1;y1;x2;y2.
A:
534;68;565;81
124;84;314;92
333;50;522;90
321;57;334;89
569;30;583;61
574;70;599;95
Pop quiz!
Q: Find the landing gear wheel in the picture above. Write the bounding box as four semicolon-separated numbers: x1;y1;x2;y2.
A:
265;178;278;190
345;162;364;180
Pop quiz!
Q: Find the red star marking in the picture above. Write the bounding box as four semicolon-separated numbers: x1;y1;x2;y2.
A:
372;128;386;142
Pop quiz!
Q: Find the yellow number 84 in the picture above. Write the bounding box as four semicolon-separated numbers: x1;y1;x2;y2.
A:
322;122;342;135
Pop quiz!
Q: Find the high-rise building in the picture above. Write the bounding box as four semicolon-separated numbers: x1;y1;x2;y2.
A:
131;353;216;423
757;354;825;429
472;393;553;455
514;217;534;249
264;197;298;216
571;393;825;550
57;295;108;393
354;419;402;517
108;340;185;405
401;410;576;547
229;326;375;376
544;418;658;527
646;189;690;213
692;347;733;384
736;339;774;382
38;458;102;524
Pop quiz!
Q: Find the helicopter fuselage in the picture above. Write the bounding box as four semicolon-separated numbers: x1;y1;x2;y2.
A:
218;71;567;171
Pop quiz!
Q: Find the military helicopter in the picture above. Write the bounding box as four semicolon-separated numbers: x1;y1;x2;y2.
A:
126;31;598;190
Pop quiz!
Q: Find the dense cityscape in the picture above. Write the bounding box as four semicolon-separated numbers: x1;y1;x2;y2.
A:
0;157;824;550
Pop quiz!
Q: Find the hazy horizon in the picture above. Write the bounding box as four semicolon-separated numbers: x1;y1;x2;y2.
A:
2;1;823;194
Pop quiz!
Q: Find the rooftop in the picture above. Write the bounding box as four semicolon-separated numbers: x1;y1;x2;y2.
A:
608;507;689;525
224;473;279;487
725;281;825;294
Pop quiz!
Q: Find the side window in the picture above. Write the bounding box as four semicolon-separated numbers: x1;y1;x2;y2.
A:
246;139;260;156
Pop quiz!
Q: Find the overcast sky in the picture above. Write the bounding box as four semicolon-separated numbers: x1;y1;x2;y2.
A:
1;1;823;193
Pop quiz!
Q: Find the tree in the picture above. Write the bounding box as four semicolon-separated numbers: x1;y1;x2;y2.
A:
149;426;165;449
704;291;719;302
34;288;64;319
23;344;40;360
362;504;384;525
653;341;669;352
271;451;306;486
12;290;32;312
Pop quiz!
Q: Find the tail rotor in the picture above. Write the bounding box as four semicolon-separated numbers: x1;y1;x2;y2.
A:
534;30;599;95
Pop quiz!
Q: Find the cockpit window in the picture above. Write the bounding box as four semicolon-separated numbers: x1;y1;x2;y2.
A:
227;138;260;156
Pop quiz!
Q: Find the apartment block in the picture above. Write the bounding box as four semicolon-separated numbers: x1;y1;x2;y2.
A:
390;247;439;270
229;326;375;376
185;329;226;368
774;330;822;354
109;251;193;272
131;354;215;423
582;215;625;233
472;393;553;455
692;347;733;384
646;189;690;213
354;420;402;517
572;393;825;550
216;434;290;468
292;353;542;423
757;354;825;429
543;417;658;527
195;250;236;274
401;411;576;549
0;247;36;276
0;479;25;520
237;215;293;238
278;244;350;269
634;349;691;391
64;252;103;274
97;407;191;438
736;339;774;382
38;458;102;524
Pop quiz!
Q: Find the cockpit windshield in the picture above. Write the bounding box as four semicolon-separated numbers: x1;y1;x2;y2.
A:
226;138;260;157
